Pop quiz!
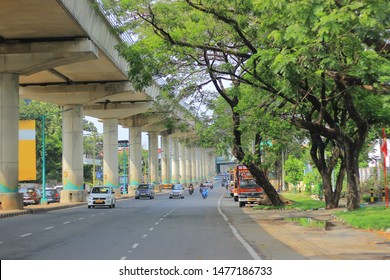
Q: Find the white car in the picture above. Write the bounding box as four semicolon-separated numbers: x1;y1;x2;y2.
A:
88;186;116;208
169;184;184;199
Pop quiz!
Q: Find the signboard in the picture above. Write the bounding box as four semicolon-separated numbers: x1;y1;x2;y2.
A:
19;120;37;180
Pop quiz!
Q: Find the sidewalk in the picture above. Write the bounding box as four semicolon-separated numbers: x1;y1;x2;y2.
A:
241;206;390;260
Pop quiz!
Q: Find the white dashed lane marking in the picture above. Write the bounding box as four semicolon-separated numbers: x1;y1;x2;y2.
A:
45;226;54;230
20;233;32;238
132;243;139;249
63;221;71;225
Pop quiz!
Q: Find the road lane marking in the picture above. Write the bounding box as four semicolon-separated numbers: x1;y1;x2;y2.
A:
159;218;163;221
90;215;96;217
120;256;127;260
142;234;148;239
132;243;139;249
155;222;159;225
78;218;85;220
149;227;154;231
20;233;32;238
218;193;262;260
63;221;71;224
45;226;54;230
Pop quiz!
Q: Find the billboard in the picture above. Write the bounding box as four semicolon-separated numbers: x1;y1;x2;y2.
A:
19;120;36;180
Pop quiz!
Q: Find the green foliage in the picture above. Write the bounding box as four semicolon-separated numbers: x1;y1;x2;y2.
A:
284;155;305;186
101;0;390;208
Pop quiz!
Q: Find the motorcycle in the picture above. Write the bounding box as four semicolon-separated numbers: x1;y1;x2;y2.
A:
188;187;194;195
201;187;208;199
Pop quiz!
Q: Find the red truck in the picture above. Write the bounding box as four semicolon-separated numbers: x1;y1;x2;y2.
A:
233;165;264;207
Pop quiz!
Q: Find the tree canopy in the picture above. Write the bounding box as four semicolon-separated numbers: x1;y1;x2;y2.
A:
101;0;390;209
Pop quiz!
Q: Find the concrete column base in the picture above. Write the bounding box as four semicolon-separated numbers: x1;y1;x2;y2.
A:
0;193;23;210
60;190;87;203
114;190;122;198
128;186;137;196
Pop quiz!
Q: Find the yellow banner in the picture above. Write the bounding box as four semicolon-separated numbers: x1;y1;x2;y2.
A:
19;120;37;181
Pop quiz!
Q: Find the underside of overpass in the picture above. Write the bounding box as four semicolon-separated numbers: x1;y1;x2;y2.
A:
0;0;212;210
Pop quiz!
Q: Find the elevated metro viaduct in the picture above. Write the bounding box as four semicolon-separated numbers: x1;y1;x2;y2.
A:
0;0;215;210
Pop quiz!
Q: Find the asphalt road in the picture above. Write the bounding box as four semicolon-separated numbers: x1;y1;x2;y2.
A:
0;183;259;260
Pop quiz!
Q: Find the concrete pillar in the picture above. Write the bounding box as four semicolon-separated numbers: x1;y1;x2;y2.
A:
161;135;170;184
149;131;159;184
179;142;186;185
62;104;85;202
129;126;142;194
195;147;201;182
185;147;191;185
103;119;120;198
191;147;196;184
171;138;179;183
0;73;23;210
202;148;208;180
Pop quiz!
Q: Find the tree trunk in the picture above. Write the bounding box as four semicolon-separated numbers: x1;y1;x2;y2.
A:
320;172;336;208
246;162;285;206
344;143;361;210
230;111;284;207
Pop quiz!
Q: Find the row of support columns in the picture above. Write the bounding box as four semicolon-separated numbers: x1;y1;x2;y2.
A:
128;130;215;193
0;82;214;210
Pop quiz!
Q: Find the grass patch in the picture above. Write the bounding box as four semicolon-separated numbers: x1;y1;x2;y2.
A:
253;192;325;210
334;207;390;231
281;193;326;210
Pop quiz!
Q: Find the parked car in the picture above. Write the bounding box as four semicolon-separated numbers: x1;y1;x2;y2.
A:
87;186;116;208
135;184;155;199
19;187;41;206
169;184;184;199
44;188;60;203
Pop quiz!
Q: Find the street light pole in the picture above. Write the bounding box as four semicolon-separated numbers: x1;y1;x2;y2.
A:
41;115;48;204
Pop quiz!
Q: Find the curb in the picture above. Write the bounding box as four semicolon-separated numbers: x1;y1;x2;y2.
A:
0;203;86;219
0;191;167;219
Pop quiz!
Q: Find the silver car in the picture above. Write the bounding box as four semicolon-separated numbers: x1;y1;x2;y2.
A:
135;184;155;199
169;184;184;199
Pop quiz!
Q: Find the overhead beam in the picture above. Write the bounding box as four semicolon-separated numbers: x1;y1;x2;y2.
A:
0;39;98;75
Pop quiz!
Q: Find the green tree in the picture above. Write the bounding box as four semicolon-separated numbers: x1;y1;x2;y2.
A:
284;155;305;191
101;0;390;209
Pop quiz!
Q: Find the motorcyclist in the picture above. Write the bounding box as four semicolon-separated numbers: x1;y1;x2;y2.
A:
200;183;208;199
188;183;194;195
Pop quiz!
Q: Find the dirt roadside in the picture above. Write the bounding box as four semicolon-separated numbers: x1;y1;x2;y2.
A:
241;207;390;260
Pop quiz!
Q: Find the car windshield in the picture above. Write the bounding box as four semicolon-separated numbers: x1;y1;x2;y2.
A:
239;179;258;188
172;185;183;190
138;185;150;190
91;187;110;194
